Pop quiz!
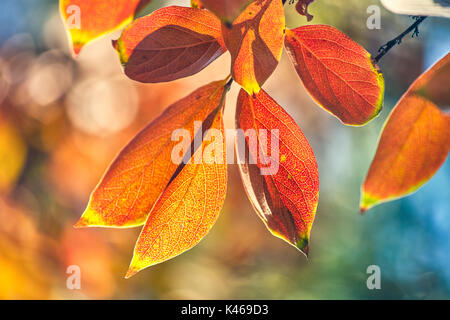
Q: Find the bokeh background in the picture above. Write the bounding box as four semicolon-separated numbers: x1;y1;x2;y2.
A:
0;0;449;299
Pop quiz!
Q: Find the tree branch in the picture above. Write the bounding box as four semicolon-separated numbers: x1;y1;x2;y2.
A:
374;16;427;63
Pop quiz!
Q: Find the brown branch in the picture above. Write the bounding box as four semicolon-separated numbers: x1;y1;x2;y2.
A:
374;16;427;63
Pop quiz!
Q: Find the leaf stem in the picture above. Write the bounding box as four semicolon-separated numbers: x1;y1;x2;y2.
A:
374;16;427;63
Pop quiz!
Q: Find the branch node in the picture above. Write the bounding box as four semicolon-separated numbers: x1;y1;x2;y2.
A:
374;16;427;63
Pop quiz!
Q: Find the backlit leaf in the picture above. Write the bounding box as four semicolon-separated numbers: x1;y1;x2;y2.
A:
200;0;254;24
222;0;285;95
236;88;319;255
114;6;227;83
285;25;385;126
361;54;450;212
76;80;228;228
126;110;227;277
409;53;450;107
60;0;151;56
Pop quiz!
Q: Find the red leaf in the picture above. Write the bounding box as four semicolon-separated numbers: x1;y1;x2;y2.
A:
222;0;285;95
361;54;450;212
285;25;385;126
236;88;319;255
76;80;229;228
60;0;151;56
114;6;226;83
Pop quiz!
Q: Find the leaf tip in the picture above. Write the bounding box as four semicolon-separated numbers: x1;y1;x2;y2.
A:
71;43;83;58
125;253;148;279
296;236;310;258
124;267;139;279
359;190;378;213
73;218;88;228
74;204;104;228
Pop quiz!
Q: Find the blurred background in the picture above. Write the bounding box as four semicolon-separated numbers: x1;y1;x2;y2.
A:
0;0;449;299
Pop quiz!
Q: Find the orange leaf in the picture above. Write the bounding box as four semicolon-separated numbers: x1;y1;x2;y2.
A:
114;6;227;83
60;0;151;56
222;0;285;95
409;53;450;107
285;25;385;126
126;110;227;277
236;88;319;255
200;0;254;24
76;80;229;228
361;54;450;212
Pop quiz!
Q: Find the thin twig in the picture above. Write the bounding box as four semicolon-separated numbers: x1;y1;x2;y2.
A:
374;16;427;63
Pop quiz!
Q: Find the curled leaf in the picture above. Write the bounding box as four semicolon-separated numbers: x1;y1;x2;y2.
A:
295;0;315;21
114;6;226;83
222;0;285;95
126;110;227;277
60;0;151;56
361;54;450;212
285;25;385;126
76;80;228;228
236;88;319;255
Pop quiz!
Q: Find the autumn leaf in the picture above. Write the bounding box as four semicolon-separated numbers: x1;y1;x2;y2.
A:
76;80;229;228
60;0;151;56
222;0;285;95
200;0;254;24
284;25;385;126
235;88;319;255
410;53;450;107
361;54;450;212
114;6;227;83
126;110;227;277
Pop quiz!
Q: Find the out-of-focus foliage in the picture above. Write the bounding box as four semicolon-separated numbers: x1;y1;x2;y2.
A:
0;0;448;299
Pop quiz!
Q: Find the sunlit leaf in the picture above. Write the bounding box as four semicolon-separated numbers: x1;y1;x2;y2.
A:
285;25;385;126
126;110;227;277
361;54;450;212
222;0;285;95
114;6;226;83
235;88;319;255
76;80;229;228
60;0;151;56
380;0;450;18
200;0;254;24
